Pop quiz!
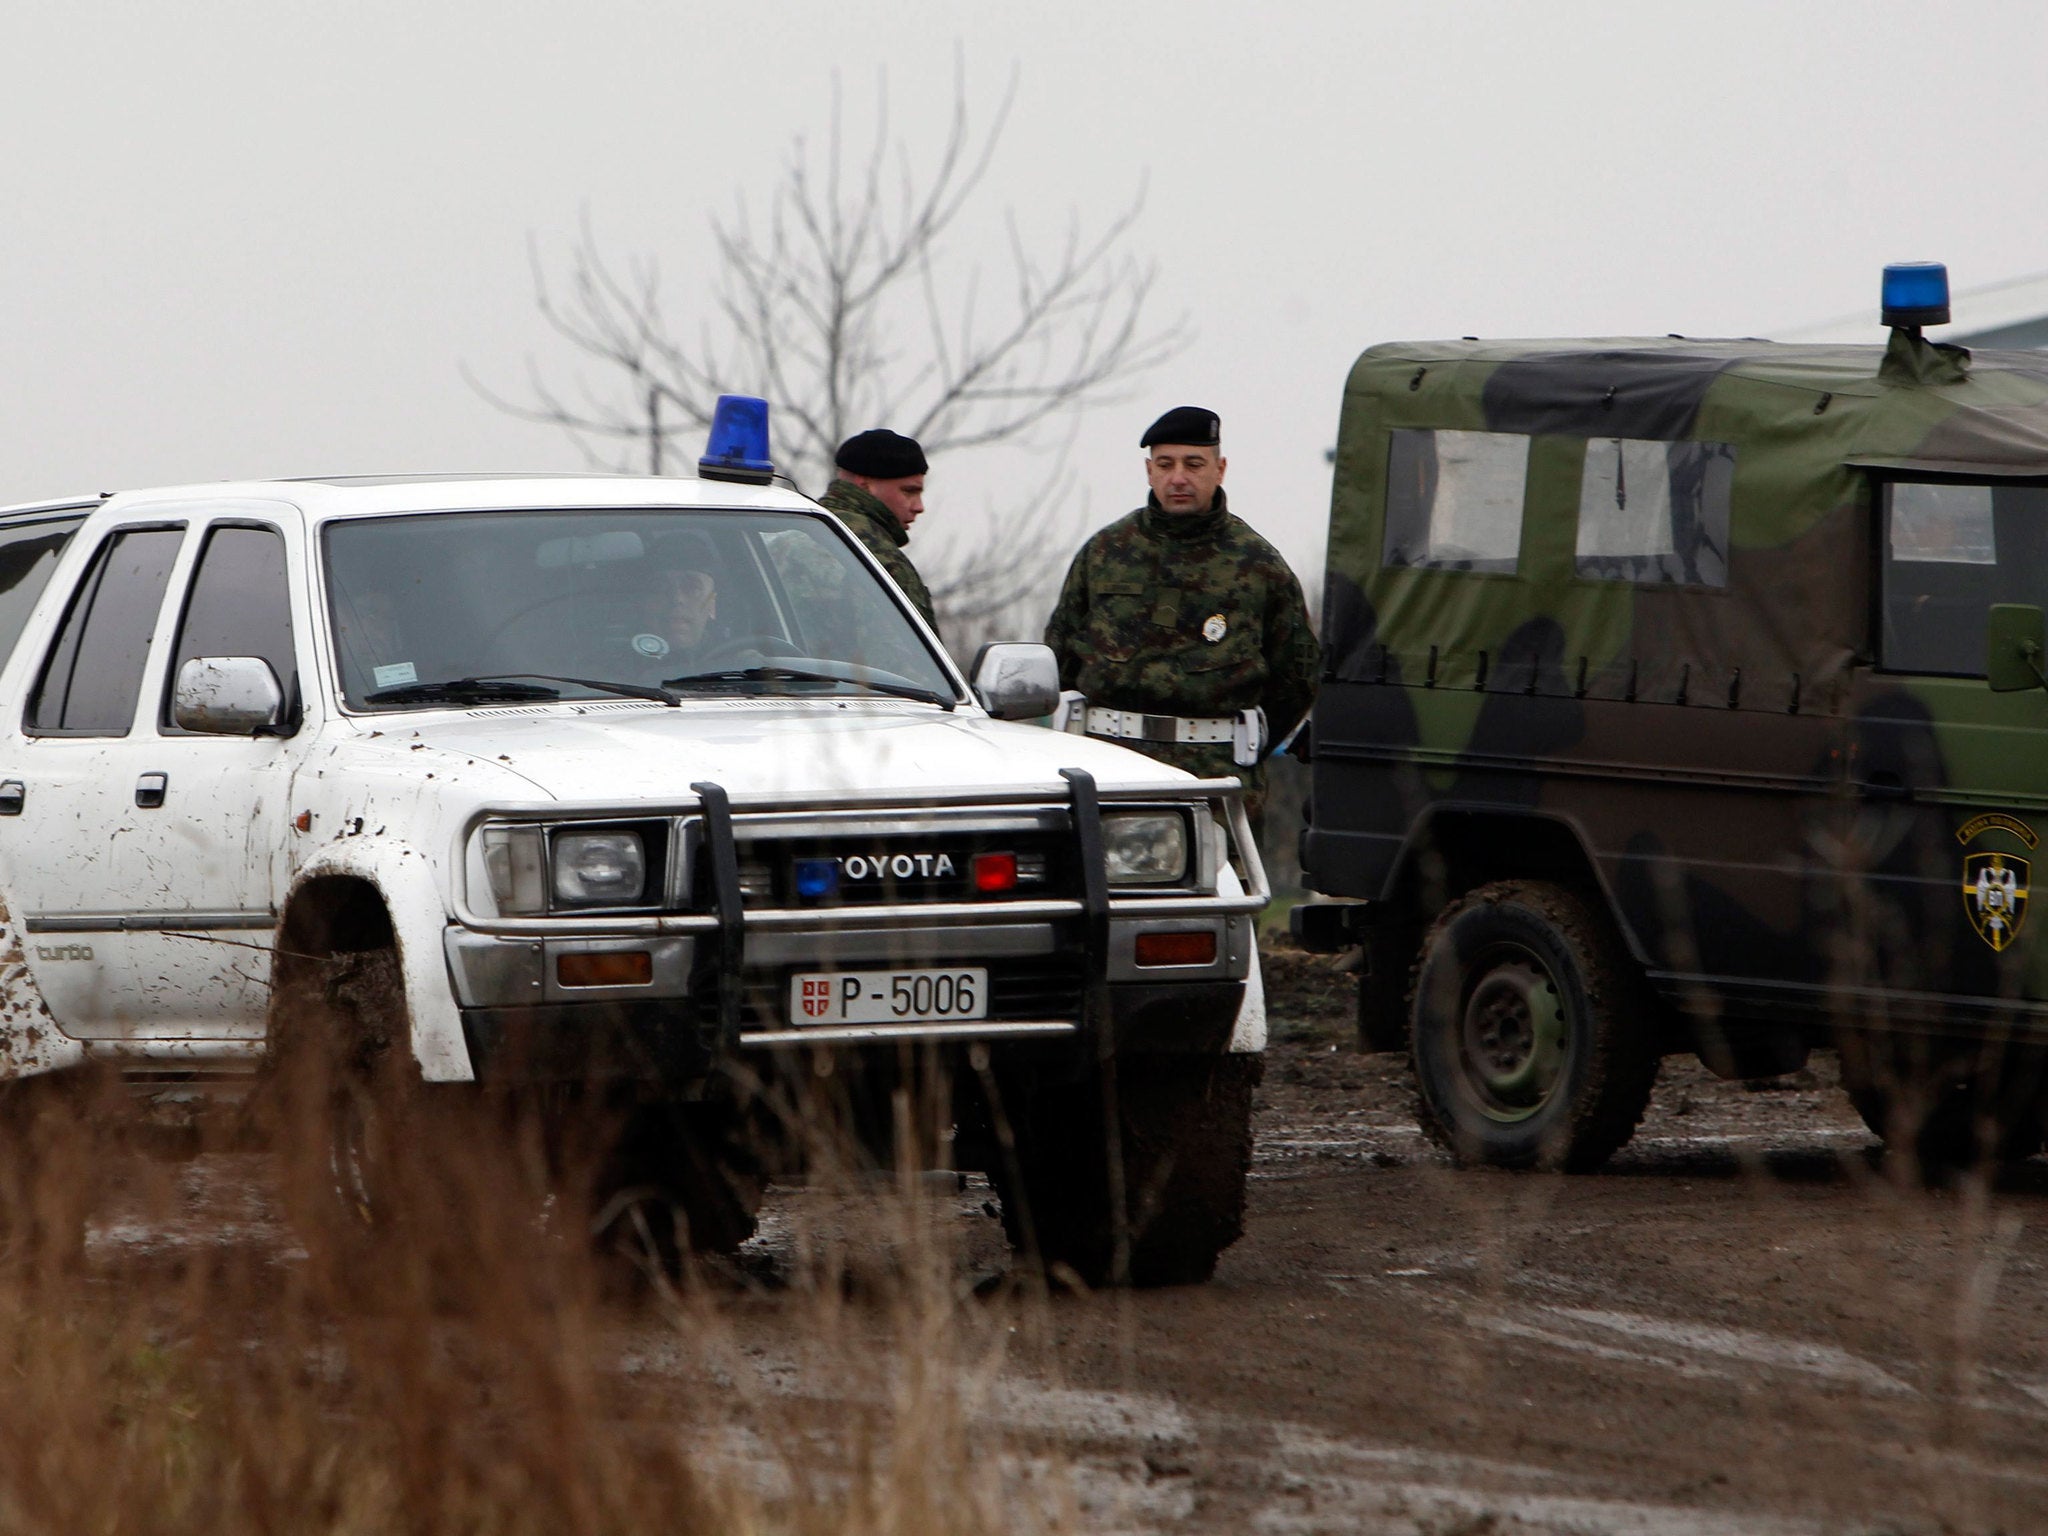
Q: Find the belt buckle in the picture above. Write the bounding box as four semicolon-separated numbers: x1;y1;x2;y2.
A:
1142;714;1175;744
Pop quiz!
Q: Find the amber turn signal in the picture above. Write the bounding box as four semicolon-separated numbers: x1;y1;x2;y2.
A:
556;951;653;987
1133;931;1217;967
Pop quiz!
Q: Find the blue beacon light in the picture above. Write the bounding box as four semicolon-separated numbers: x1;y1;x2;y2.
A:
698;394;775;484
1881;262;1951;330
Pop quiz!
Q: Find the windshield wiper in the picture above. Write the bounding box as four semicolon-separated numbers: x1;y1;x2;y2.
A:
361;674;679;708
364;678;563;705
662;665;955;712
468;673;679;706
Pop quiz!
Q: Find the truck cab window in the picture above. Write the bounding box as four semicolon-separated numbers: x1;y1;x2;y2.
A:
0;515;85;681
26;526;185;735
164;525;297;730
1881;480;2048;675
1382;428;1529;574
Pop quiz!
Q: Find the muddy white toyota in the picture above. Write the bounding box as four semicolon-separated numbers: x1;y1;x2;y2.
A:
0;400;1266;1284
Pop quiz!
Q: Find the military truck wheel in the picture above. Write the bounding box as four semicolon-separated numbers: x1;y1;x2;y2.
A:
592;1102;766;1267
1410;880;1658;1171
1837;1033;2047;1175
992;1054;1258;1288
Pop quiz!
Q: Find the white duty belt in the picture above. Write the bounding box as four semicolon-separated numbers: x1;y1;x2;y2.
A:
1082;707;1235;745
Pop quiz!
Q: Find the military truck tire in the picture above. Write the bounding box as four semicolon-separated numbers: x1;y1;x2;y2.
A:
992;1054;1258;1288
1837;1033;2047;1175
1410;881;1658;1172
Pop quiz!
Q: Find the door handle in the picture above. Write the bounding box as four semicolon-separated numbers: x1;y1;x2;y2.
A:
135;772;168;809
1860;771;1912;803
0;781;22;817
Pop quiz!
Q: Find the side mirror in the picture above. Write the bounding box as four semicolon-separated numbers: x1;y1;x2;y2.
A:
969;642;1059;721
1986;604;2048;693
173;656;286;735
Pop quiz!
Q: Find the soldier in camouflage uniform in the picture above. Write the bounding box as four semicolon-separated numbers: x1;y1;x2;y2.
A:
816;429;938;629
1045;406;1320;833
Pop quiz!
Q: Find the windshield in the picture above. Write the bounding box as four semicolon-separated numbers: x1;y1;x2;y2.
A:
322;507;956;711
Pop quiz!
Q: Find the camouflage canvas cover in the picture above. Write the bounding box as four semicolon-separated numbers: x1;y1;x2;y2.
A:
1307;329;2048;1024
1325;333;2048;713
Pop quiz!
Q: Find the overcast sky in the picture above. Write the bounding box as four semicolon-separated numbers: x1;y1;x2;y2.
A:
6;0;2046;602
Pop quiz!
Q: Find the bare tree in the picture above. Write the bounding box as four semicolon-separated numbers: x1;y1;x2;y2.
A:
474;68;1182;640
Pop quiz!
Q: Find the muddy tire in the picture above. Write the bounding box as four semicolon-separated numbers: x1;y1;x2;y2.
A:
1837;1032;2047;1175
272;946;439;1262
991;1053;1258;1288
592;1101;766;1268
1411;880;1658;1171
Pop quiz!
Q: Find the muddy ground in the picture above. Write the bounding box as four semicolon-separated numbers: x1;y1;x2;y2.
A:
90;945;2048;1534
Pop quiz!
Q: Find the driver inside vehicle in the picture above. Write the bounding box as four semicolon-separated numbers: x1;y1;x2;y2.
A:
628;564;718;673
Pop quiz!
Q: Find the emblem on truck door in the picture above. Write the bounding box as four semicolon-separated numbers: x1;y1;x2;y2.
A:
1964;853;2030;952
1957;815;2036;952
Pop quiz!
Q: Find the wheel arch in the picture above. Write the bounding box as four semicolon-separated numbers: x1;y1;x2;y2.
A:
1383;805;1652;967
274;849;472;1082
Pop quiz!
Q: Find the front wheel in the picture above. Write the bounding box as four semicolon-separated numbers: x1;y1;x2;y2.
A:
991;1054;1258;1288
591;1101;766;1271
1410;880;1658;1171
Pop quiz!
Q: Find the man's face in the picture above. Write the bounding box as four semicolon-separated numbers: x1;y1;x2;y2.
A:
1145;445;1226;514
854;474;926;531
660;569;717;648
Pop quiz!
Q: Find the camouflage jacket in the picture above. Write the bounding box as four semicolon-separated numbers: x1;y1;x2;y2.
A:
1044;489;1320;746
818;479;937;629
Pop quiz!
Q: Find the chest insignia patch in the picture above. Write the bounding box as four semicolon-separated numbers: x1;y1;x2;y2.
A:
1201;614;1227;644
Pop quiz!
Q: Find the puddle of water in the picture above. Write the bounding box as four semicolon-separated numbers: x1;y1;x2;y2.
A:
1548;1307;1914;1396
1474;1314;1736;1383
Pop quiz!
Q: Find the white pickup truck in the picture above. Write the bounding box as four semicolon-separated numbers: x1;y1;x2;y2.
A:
0;402;1267;1284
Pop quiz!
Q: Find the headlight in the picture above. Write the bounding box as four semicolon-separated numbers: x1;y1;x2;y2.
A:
481;825;547;915
1102;812;1189;885
552;829;648;906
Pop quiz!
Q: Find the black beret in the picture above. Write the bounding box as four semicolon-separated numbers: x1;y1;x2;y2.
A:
1139;405;1220;448
835;429;928;479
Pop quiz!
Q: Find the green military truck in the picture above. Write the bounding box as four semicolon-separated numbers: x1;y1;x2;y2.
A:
1293;263;2048;1173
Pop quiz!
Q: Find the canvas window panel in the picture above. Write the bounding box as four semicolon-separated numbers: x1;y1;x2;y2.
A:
1382;429;1529;573
1575;438;1733;586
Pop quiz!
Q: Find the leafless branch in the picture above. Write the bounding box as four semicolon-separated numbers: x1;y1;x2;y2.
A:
474;60;1186;626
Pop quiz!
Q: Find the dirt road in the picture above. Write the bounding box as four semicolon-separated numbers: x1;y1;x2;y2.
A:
89;949;2048;1534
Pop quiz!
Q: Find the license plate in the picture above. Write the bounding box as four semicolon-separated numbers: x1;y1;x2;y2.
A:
788;968;989;1025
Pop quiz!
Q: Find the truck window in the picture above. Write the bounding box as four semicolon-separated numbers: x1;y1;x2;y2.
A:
0;514;86;678
1882;480;2048;675
1574;438;1733;586
26;526;186;735
164;524;297;730
1383;429;1529;573
323;508;954;711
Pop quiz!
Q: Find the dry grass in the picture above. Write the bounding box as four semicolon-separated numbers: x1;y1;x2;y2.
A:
0;1073;1070;1536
